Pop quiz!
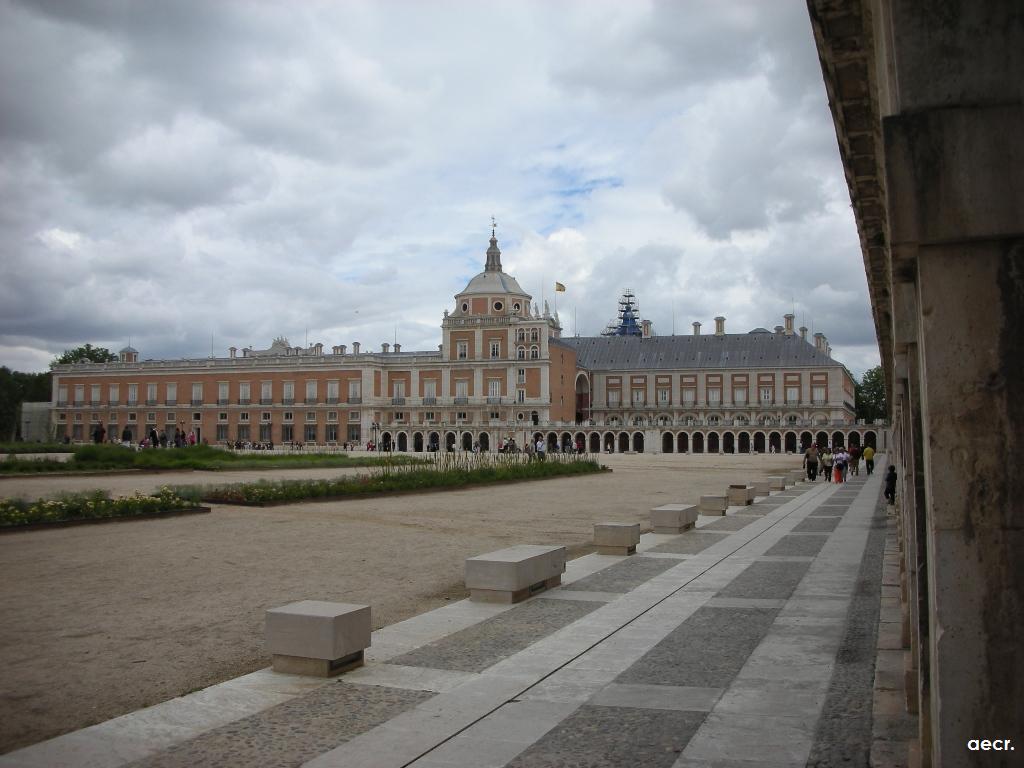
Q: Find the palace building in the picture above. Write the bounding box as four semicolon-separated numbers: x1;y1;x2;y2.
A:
50;230;882;453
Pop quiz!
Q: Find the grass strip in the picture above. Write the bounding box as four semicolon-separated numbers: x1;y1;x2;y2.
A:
0;444;425;474
0;488;202;528
178;456;607;505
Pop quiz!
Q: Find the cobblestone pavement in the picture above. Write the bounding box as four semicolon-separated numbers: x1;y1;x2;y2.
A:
0;465;889;768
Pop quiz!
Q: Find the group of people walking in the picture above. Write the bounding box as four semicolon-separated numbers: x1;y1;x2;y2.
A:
802;443;876;483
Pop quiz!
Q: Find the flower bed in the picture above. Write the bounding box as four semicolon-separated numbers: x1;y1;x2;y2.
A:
0;488;206;530
182;454;607;505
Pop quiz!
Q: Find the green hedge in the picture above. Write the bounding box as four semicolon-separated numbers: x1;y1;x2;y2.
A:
0;444;425;474
182;456;605;504
0;488;197;527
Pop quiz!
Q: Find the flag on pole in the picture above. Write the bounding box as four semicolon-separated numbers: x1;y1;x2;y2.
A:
554;282;566;292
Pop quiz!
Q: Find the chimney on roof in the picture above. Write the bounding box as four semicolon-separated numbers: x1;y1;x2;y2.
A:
438;344;444;353
714;316;725;336
774;325;784;334
229;346;236;359
382;343;390;353
393;343;401;353
813;332;825;352
352;342;360;354
692;321;701;336
641;319;652;339
314;342;323;355
784;313;795;335
799;326;808;341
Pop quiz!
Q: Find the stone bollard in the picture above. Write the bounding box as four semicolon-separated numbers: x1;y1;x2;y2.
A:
699;494;728;516
767;476;788;491
593;522;641;555
266;600;371;677
650;504;699;534
751;479;772;497
727;484;754;506
465;545;566;603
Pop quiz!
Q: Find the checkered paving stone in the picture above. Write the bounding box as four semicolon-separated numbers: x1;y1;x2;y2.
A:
793;516;842;533
389;597;599;673
126;682;434;768
764;534;831;558
699;515;760;532
616;606;779;688
648;532;731;555
717;560;812;600
504;705;706;768
810;506;848;516
562;555;683;594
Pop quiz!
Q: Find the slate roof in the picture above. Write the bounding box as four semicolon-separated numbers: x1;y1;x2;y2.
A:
552;333;840;370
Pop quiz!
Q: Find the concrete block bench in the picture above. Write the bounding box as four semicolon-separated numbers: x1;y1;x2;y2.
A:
767;476;788;491
787;470;804;485
466;544;566;603
727;484;754;506
699;494;728;516
593;522;641;555
266;600;371;677
751;479;772;497
650;504;698;534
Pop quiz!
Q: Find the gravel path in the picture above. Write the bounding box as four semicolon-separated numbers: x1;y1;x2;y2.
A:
0;453;800;753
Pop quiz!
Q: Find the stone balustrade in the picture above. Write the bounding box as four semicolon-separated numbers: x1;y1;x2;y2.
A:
265;600;371;677
699;494;728;516
650;504;699;534
465;545;566;603
593;522;641;555
727;484;754;506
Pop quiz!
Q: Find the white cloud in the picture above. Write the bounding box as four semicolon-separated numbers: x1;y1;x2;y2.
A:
0;0;878;378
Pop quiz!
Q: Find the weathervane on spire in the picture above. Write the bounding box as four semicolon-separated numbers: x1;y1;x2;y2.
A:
491;216;497;237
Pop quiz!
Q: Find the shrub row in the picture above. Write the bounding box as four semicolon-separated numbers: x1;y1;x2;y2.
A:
181;456;605;505
0;488;198;528
0;444;424;474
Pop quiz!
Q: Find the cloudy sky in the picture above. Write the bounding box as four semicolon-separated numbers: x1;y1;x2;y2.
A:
0;0;880;377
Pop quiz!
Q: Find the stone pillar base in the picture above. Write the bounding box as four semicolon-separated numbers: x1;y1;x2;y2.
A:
470;575;561;604
272;649;364;678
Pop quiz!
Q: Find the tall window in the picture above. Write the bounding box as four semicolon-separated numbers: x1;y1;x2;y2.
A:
786;386;799;404
166;383;176;404
517;389;526;403
530;346;539;359
127;384;138;405
74;384;84;404
488;379;501;397
90;384;100;404
608;390;621;407
218;382;229;403
455;380;468;398
530;328;539;342
283;381;294;403
517;368;526;384
760;386;773;403
261;381;272;403
734;388;747;405
191;382;203;404
238;382;250;403
146;383;157;403
306;380;318;402
393;380;406;398
457;341;468;360
707;388;721;405
517;346;526;359
327;380;339;402
109;384;119;404
812;386;826;404
516;329;526;342
632;389;645;405
424;380;436;399
348;380;361;400
657;388;669;404
490;341;500;358
682;389;695;405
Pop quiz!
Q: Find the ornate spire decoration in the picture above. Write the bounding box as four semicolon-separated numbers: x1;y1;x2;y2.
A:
485;217;502;272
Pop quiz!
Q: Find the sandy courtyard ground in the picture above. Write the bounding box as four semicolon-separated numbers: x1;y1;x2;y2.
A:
0;453;801;753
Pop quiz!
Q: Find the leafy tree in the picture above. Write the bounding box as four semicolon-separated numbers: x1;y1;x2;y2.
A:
855;365;887;422
0;368;52;441
53;343;118;365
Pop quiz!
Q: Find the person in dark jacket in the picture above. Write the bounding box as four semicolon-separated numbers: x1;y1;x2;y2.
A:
884;465;897;504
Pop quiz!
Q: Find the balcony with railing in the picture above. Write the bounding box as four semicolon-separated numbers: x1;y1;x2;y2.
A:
164;399;176;406
146;399;157;406
191;399;203;406
422;396;437;406
282;398;294;406
454;396;469;405
326;397;339;405
218;399;229;406
391;397;406;405
348;397;362;404
486;396;502;405
260;398;272;405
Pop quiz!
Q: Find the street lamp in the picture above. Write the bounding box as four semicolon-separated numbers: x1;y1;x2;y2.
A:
370;421;379;451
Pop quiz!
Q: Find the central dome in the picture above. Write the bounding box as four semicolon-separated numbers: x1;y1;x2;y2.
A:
456;230;528;297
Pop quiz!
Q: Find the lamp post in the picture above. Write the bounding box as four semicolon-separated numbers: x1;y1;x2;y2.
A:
371;421;379;451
